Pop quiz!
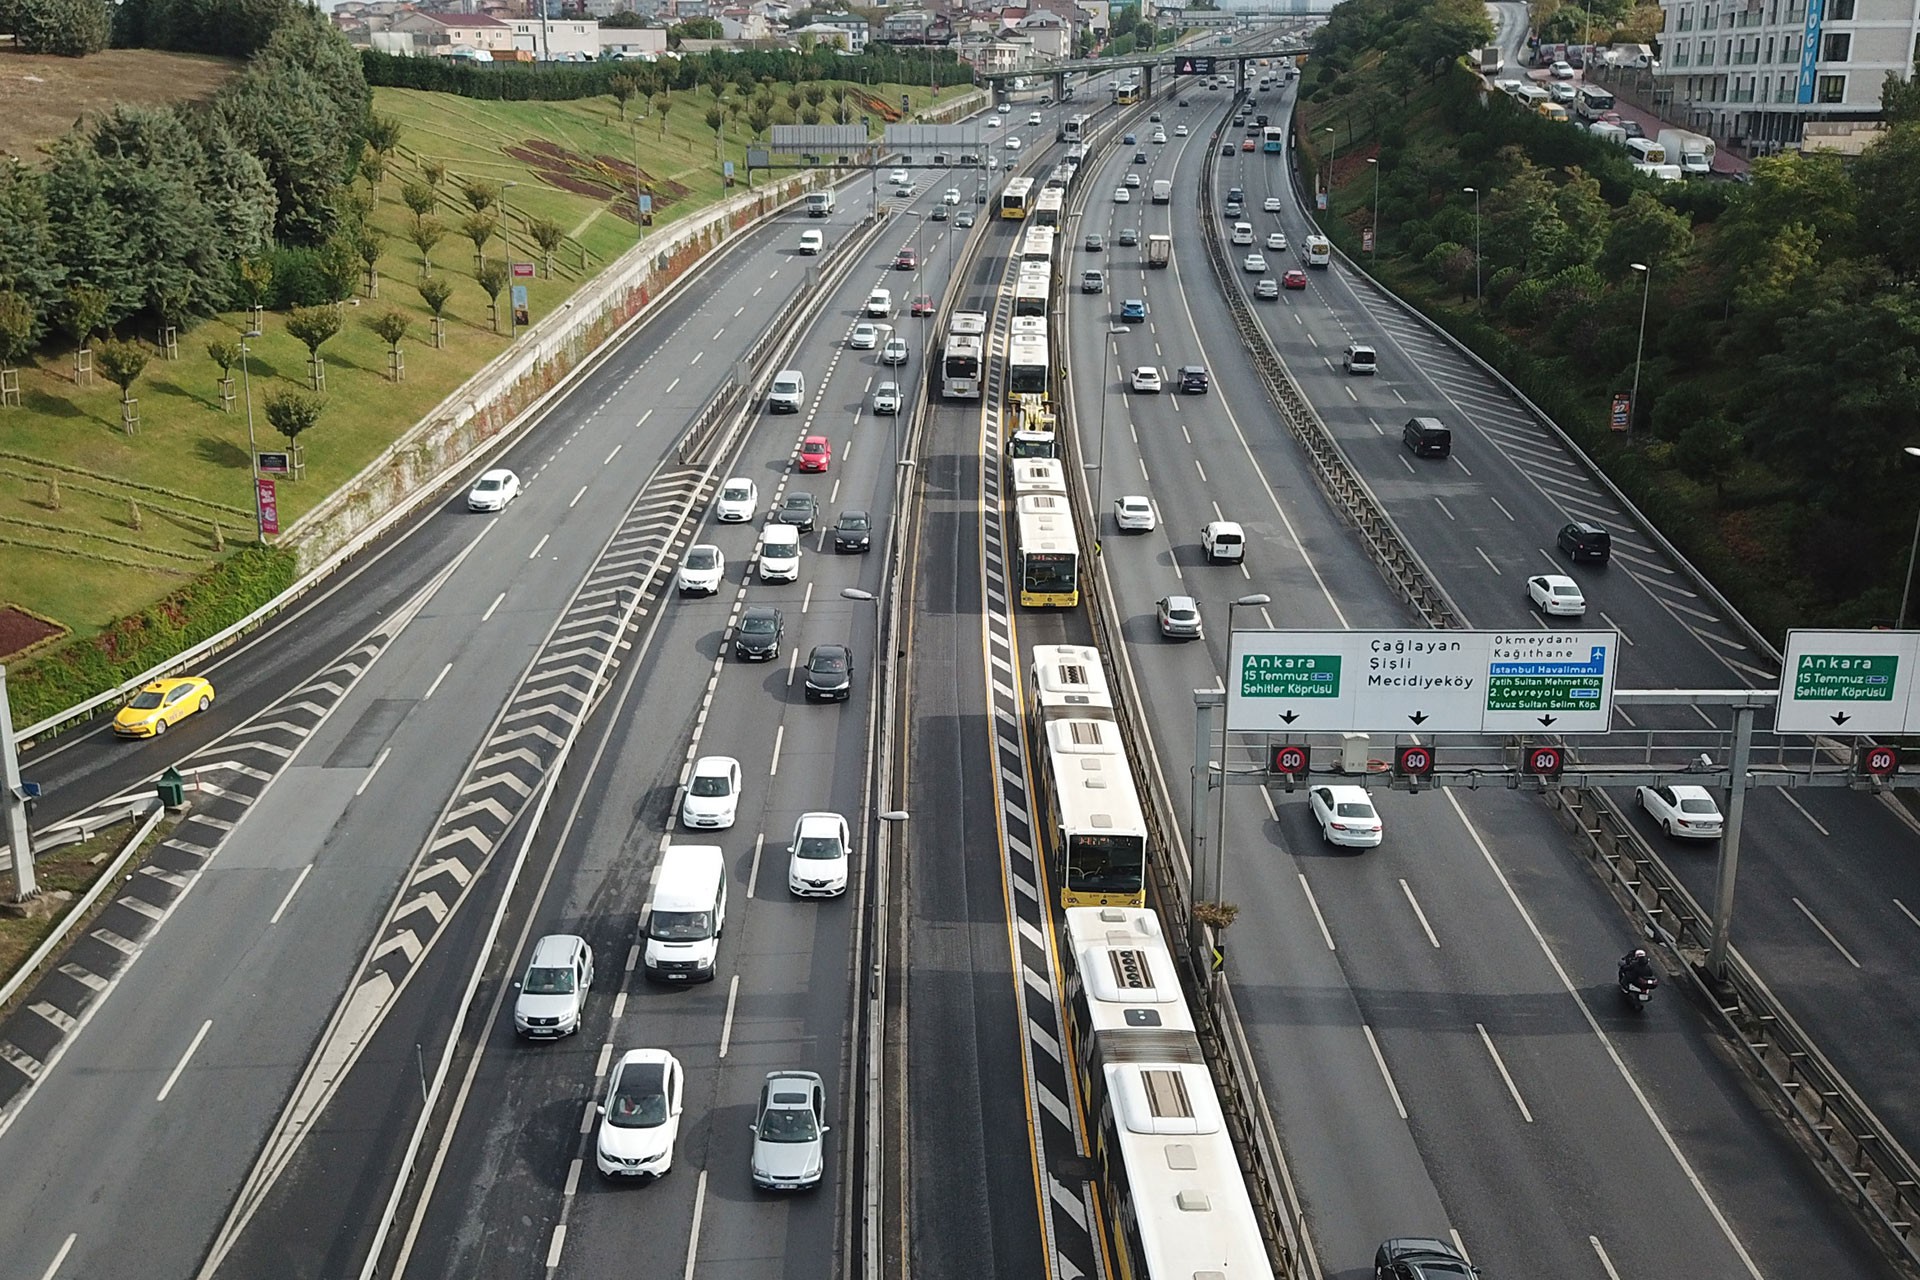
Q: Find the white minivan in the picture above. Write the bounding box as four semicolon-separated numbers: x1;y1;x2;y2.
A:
799;229;824;255
643;845;728;983
1231;221;1255;246
768;369;806;413
1202;520;1247;563
865;288;893;318
759;523;801;582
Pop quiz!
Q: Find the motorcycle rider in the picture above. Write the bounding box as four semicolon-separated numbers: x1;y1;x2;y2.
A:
1619;948;1656;988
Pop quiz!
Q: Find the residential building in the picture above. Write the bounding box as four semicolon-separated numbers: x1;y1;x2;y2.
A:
599;25;669;54
510;16;602;56
806;11;872;50
1652;0;1919;150
389;9;517;53
1015;9;1069;57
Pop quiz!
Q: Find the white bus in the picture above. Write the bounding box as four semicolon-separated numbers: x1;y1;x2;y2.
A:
1013;274;1050;318
1006;393;1058;461
1032;187;1066;228
1020;225;1057;265
941;332;984;399
1007;331;1050;395
949;310;989;337
1575;83;1616;123
1009;456;1069;502
1000;175;1036;221
1016;496;1080;608
1058;113;1090;143
1028;668;1148;895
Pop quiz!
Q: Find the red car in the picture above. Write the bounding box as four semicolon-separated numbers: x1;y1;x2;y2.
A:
911;294;936;317
1282;269;1308;290
797;435;832;472
894;248;917;270
1240;138;1256;151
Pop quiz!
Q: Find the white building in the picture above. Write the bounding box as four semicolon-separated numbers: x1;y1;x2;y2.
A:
510;16;602;58
599;26;669;55
1652;0;1918;150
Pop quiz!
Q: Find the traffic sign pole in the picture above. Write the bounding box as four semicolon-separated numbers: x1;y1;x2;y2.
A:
1706;704;1755;979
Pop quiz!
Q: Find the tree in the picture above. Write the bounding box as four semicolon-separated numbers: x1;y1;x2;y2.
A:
1598;189;1693;278
263;387;323;452
1882;58;1920;124
61;284;110;353
14;0;111;55
236;256;273;314
87;104;229;324
364;112;403;167
705;106;726;158
365;307;408;378
193;116;276;265
610;72;640;121
422;159;446;189
654;92;675;140
408;214;446;274
401;179;436;218
1849;123;1920;278
359;142;388;190
206;338;239;375
0;292;34;397
476;259;509;332
461;211;498;269
461;178;501;215
529;217;565;278
0;161;63;339
354;225;385;296
285;303;339;388
94;337;149;424
42;141;139;328
214;60;354;246
416;273;454;320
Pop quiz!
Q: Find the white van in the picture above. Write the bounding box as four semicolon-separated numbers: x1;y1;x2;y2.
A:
1625;136;1667;166
768;369;805;413
865;288;892;318
1202;520;1246;563
759;523;801;582
643;845;727;983
799;229;825;254
1231;221;1255;246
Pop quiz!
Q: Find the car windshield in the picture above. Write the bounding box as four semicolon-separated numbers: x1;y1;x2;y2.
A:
1167;607;1196;622
759;1099;818;1140
129;688;167;709
690;773;732;797
785;497;812;511
524;964;575;995
649;909;713;942
802;441;825;454
607;1064;668;1128
742;614;777;635
685;548;718;570
840;514;871;530
1336;801;1377;820
797;834;844;860
1679;798;1719;815
723;485;750;501
811;652;848;675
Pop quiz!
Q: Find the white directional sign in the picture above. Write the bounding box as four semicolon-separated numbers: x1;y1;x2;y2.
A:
1226;630;1620;734
1777;629;1920;734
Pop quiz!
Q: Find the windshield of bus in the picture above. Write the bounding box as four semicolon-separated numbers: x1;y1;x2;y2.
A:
1008;433;1058;459
944;353;981;377
1023;551;1077;595
1066;832;1145;895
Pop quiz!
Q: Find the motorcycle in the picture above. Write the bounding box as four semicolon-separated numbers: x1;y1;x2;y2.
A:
1618;964;1658;1008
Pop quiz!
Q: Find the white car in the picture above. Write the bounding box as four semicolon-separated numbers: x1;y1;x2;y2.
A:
944;187;961;205
1113;187;1131;204
1266;232;1288;250
680;754;742;829
467;468;520;512
1114;494;1157;532
996;102;1011;114
882;337;910;366
865;289;892;318
849;322;880;349
1151;131;1167;144
1175;124;1190;136
889;168;910;185
1309;784;1384;848
1124;172;1142;187
1548;81;1577;102
1637;783;1725;839
986;116;1001;129
1130;367;1162;393
676;544;725;595
1243;253;1268;273
595;1049;684;1178
1255;278;1280;299
788;810;851;897
1527;573;1587;617
1005;136;1022;151
1264;196;1283;212
1550;59;1575;79
715;477;758;522
872;381;901;414
1028;111;1043;125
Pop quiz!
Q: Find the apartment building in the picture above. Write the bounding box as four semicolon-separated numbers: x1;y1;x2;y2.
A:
1653;0;1918;150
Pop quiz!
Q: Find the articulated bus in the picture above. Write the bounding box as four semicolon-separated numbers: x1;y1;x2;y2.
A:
1023;647;1145;901
1262;125;1285;153
999;176;1036;221
1044;164;1073;191
1007;331;1050;396
1057;113;1090;143
1019;225;1057;267
1009;456;1069;503
1015;497;1080;608
1032;187;1066;228
941;333;984;399
1575;83;1617;122
1006;393;1058;461
1012;275;1050;318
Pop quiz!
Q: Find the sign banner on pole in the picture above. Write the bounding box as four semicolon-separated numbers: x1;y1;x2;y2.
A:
511;261;535;279
1362;226;1374;253
255;451;290;475
1610;391;1632;431
256;477;279;537
511;284;530;328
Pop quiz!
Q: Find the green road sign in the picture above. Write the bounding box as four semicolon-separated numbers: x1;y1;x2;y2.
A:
1238;653;1341;699
1792;653;1898;702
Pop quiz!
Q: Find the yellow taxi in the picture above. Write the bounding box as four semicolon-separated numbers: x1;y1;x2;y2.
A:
112;676;215;738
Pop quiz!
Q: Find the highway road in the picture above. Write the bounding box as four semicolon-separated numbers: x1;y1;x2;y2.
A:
0;174;919;1280
1059;80;1899;1279
1223;70;1920;1183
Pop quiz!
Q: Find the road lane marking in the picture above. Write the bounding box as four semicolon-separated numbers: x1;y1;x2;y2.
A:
481;592;505;622
769;725;785;777
1791;897;1860;967
611;991;626;1021
603;444;622;466
36;1234;75;1280
423;663;452;700
1490;496;1516;522
157;1019;213;1103
1476;547;1501;575
665;377;680;394
1776;789;1829;836
682;1170;708;1280
1361;1025;1408;1120
1590;1237;1624;1280
269;865;315;925
545;1224;567;1268
564;1159;582;1197
691;351;703;365
718;974;740;1057
355;747;393;797
596;1042;614;1079
747;833;765;899
1398;879;1439;948
625;944;641;973
1895;898;1920;931
1297;873;1334;950
570;485;588;509
528;534;550;559
1476;1023;1533;1122
801;582;814;613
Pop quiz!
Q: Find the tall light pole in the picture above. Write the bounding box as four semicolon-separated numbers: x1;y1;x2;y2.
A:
501;179;520;339
1628;261;1651;437
1320;124;1336;207
241;321;265;544
1208;592;1272;909
1899;445;1920;629
1367;155;1380;257
1462;185;1481;302
1087;325;1130;550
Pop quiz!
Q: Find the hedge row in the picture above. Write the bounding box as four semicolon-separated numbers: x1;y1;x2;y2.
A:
8;546;298;730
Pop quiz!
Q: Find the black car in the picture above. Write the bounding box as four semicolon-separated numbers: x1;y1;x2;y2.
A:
804;644;854;702
1221;143;1236;155
1134;150;1148;163
734;605;784;661
1179;365;1210;394
956;211;976;227
931;205;949;221
1117;227;1139;246
776;492;817;532
1374;1237;1478;1280
833;510;872;553
1557;520;1612;563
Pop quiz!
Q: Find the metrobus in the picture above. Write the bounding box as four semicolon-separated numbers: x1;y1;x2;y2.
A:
1012;274;1050;318
1009;315;1047;343
1262;125;1285;153
950;310;988;338
1024;648;1147;897
1044;164;1073;191
1009;456;1069;502
941;332;984;399
1575;83;1617;122
1019;225;1057;266
1007;331;1050;395
1058;906;1270;1277
1032;188;1067;228
999;175;1036;221
1115;82;1141;105
1007;393;1058;461
1015;496;1080;608
1057;113;1090;143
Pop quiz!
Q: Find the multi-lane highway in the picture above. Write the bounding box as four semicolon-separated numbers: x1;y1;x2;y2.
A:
1059;75;1899;1279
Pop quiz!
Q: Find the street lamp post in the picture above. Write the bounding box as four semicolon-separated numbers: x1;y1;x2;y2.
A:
1899;445;1920;629
1206;593;1272;910
1628;261;1651;437
1087;325;1130;550
1320;125;1337;207
240;323;265;544
501;179;520;338
1462;185;1481;303
1367;156;1380;256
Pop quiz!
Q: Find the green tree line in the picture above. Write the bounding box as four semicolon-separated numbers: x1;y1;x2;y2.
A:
1304;0;1920;631
0;9;373;359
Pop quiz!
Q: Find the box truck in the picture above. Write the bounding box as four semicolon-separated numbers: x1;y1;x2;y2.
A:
805;189;834;217
1655;128;1715;174
1146;234;1172;268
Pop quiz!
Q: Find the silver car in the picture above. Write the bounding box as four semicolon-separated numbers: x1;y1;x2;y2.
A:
750;1070;829;1190
1157;595;1203;640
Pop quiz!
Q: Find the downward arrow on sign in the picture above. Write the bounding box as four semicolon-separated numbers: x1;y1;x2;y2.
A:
1832;712;1851;725
1409;711;1428;725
